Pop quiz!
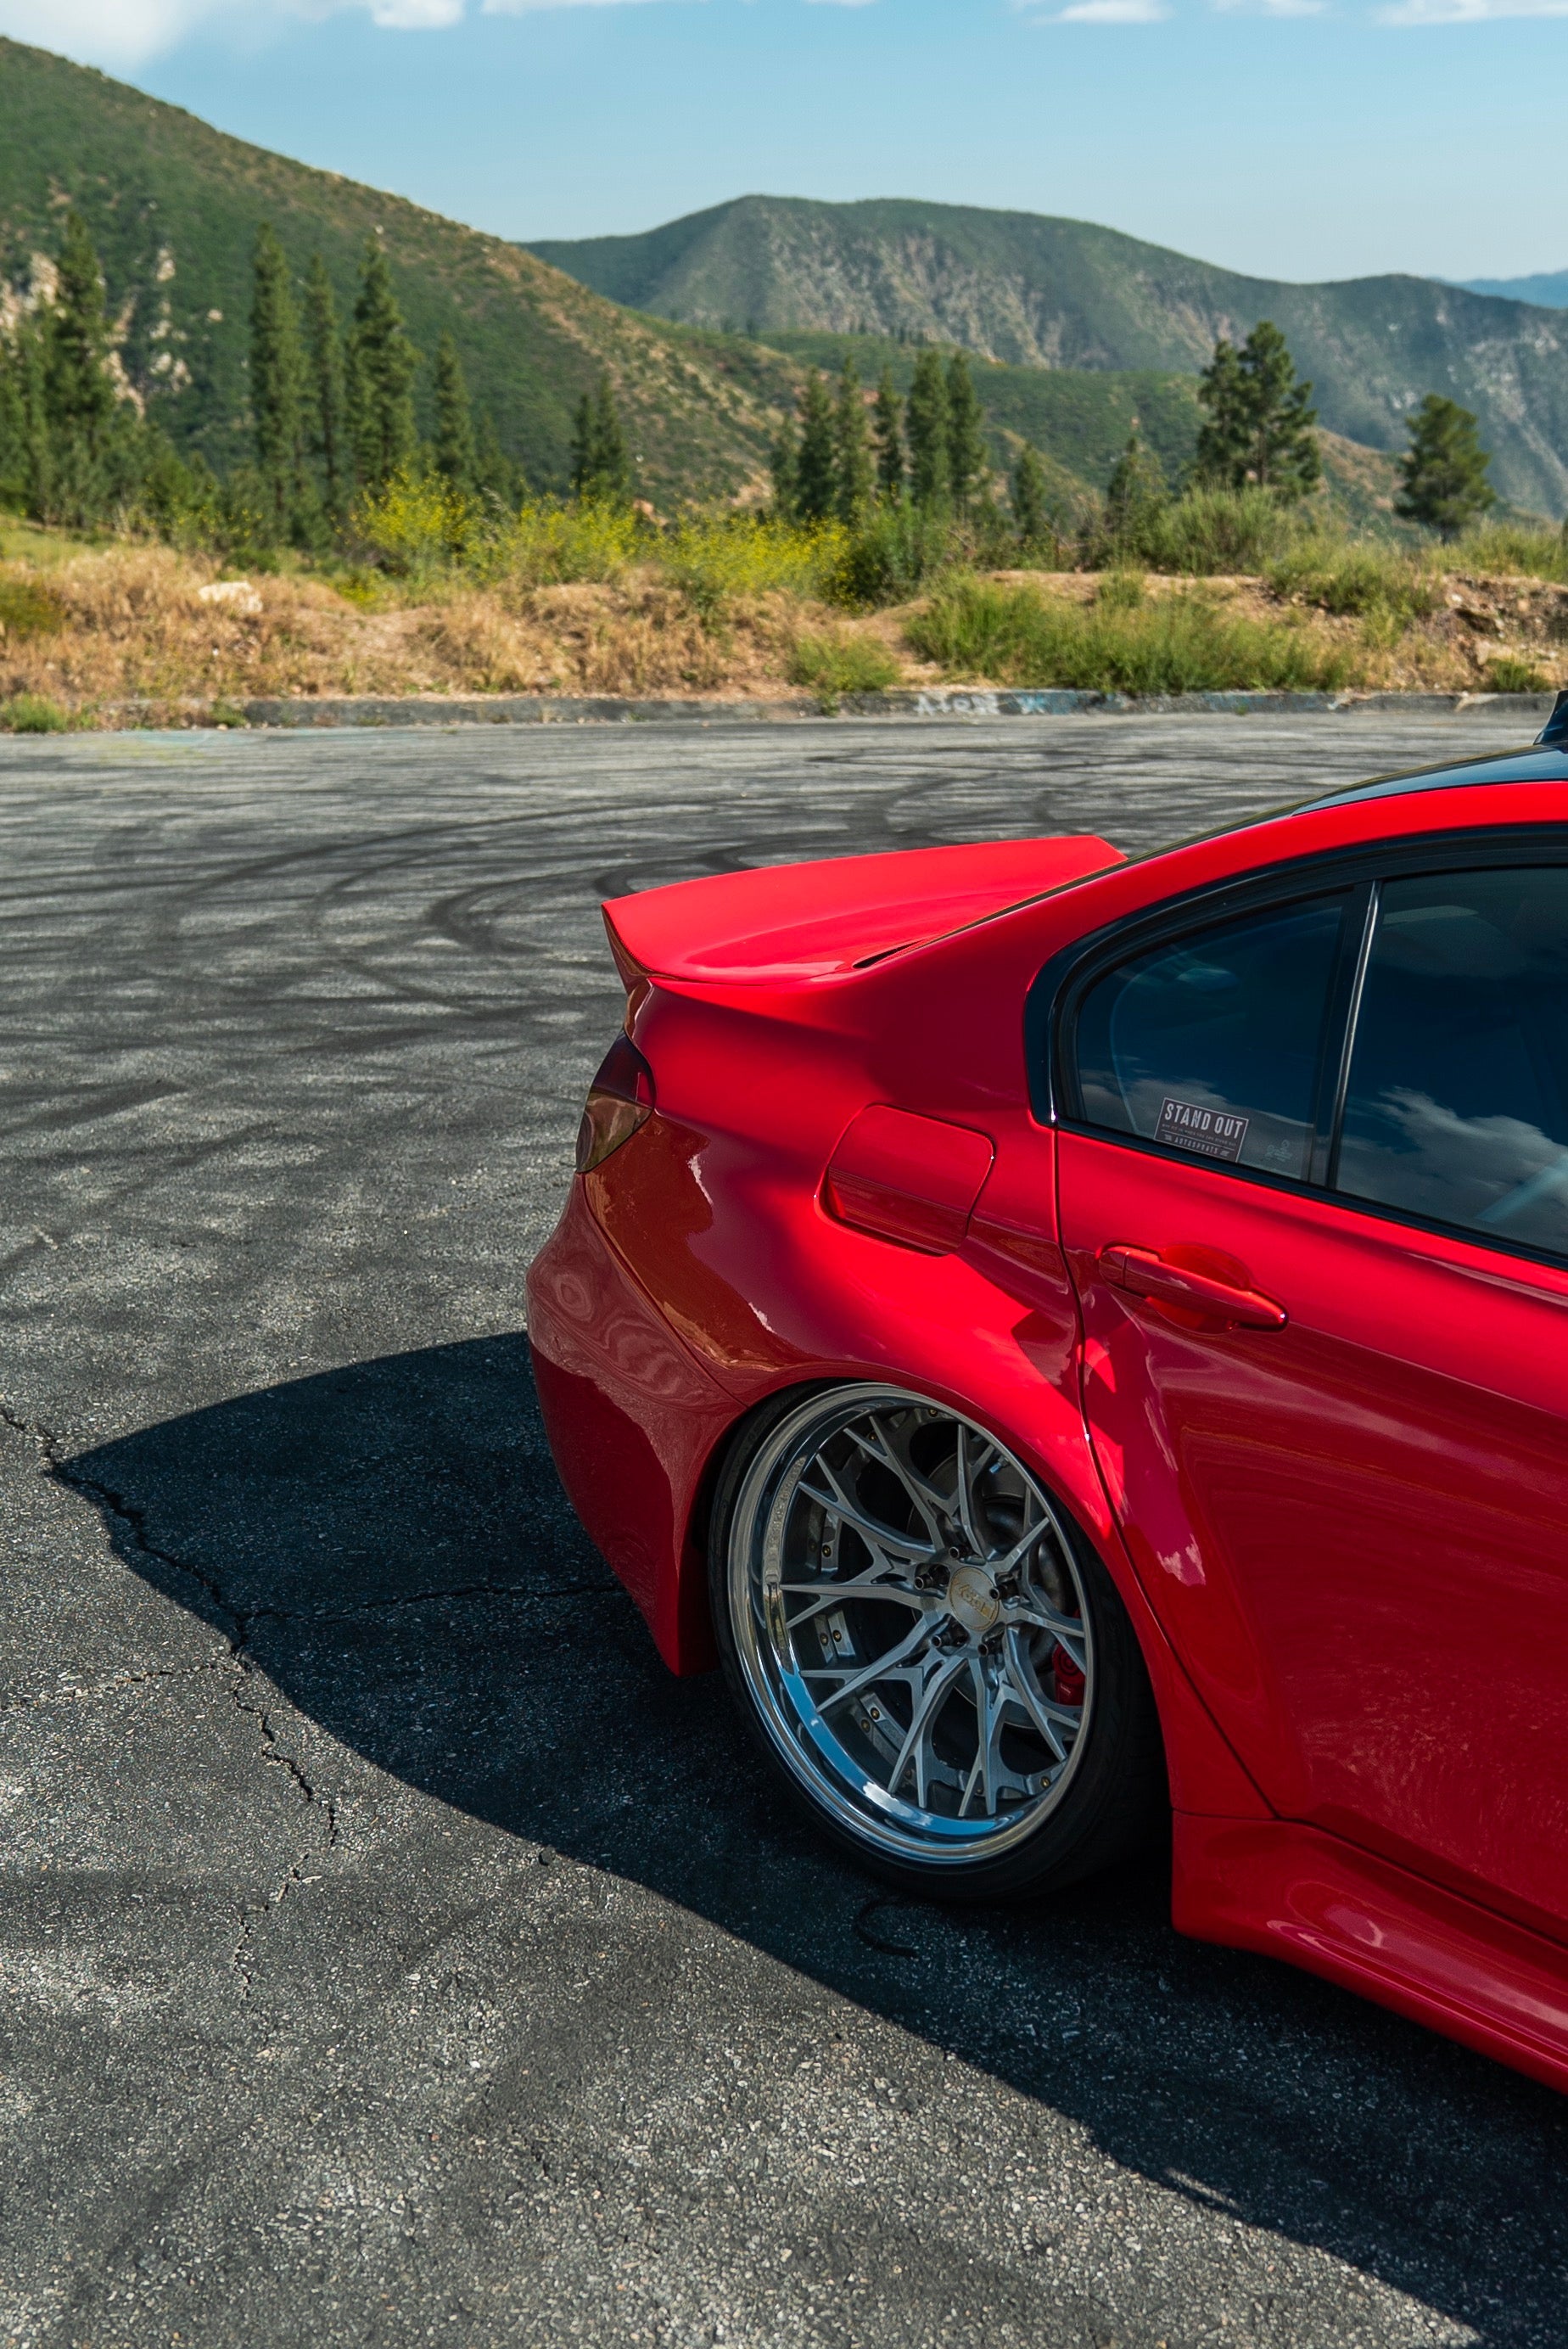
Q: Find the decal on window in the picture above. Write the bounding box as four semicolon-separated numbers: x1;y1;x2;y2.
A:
1156;1096;1251;1163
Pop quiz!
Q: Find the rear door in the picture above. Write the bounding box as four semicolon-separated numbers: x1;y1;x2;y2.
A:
1052;848;1568;1937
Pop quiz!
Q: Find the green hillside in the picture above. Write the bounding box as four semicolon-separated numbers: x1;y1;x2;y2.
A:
759;329;1201;496
0;38;798;503
531;196;1568;518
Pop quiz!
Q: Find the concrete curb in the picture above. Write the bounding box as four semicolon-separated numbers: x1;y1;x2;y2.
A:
70;687;1563;732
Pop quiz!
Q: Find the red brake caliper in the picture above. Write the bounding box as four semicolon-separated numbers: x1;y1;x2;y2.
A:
1053;1645;1086;1707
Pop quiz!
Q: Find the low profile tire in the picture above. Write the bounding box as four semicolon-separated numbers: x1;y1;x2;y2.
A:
709;1382;1164;1903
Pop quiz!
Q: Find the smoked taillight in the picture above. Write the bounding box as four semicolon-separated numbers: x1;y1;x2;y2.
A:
575;1031;655;1174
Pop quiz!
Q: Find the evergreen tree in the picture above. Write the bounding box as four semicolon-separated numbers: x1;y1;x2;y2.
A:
570;374;631;502
41;211;119;525
832;356;873;523
1194;338;1248;490
473;409;522;509
1196;322;1319;500
872;364;904;502
905;350;949;509
793;373;837;524
1011;442;1050;550
769;412;799;519
304;254;347;516
250;222;308;531
1396;395;1495;540
945;351;988;516
1105;423;1168;549
349;238;418;495
0;322;48;517
433;333;477;492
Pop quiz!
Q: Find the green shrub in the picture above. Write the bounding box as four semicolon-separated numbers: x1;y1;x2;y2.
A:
0;575;67;639
661;513;843;618
355;469;479;578
1265;539;1440;648
489;497;642;588
1;692;70;732
906;576;1356;693
1098;485;1296;576
1457;521;1568;586
788;629;902;710
1486;655;1551;693
1095;566;1146;611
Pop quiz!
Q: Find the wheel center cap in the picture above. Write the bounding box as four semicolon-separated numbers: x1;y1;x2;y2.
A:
946;1563;1000;1636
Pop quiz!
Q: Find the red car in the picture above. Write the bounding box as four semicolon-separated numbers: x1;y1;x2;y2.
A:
528;702;1568;2095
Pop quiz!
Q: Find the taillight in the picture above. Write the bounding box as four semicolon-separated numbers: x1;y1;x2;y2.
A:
575;1031;655;1173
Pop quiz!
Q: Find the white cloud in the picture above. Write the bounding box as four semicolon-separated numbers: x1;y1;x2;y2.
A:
480;0;675;12
1380;0;1568;16
0;0;682;67
1052;0;1171;20
1212;0;1326;14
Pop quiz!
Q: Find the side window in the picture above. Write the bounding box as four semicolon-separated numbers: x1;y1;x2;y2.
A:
1336;867;1568;1254
1069;894;1347;1181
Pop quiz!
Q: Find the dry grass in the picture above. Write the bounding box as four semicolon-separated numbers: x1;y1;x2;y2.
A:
2;537;1565;726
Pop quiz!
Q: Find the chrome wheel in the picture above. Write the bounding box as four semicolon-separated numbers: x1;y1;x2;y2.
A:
725;1385;1095;1868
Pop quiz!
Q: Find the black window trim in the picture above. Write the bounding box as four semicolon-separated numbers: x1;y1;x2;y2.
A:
1028;821;1568;1277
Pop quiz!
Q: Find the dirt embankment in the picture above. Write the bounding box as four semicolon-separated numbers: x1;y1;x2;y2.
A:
1;543;1564;726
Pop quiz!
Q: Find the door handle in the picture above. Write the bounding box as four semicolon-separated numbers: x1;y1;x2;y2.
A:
1098;1244;1288;1330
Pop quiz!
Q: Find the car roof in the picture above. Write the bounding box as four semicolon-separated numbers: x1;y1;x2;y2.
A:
1297;691;1568;810
1298;743;1568;812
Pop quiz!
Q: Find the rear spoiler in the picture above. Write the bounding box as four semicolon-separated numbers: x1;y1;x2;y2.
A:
1538;689;1568;749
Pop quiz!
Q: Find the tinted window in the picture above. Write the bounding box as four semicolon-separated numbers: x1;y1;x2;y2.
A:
1336;867;1568;1253
1072;895;1346;1181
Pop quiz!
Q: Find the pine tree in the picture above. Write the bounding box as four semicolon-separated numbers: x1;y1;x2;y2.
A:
473;409;522;509
1106;424;1168;549
0;322;48;517
592;377;630;501
1194;338;1248;490
1011;443;1050;550
570;375;630;502
946;351;988;516
42;211;119;525
905;350;949;510
832;356;873;523
872;365;904;502
433;333;477;492
793;373;837;524
1239;322;1319;499
1396;395;1495;540
349;238;418;496
769;412;799;519
250;222;308;531
304;254;347;516
1196;322;1319;501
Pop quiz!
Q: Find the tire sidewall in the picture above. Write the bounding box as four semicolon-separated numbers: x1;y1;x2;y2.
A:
708;1381;1164;1904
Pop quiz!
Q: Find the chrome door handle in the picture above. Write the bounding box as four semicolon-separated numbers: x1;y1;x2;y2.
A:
1099;1244;1288;1330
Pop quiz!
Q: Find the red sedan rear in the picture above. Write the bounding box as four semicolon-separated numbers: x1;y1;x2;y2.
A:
527;706;1568;2095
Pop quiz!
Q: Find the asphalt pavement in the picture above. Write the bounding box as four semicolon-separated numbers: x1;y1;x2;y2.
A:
1;711;1563;2349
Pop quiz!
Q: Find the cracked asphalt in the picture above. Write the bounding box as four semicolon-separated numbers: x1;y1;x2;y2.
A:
1;713;1565;2349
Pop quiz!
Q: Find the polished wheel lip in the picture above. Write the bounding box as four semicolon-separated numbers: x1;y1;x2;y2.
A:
727;1382;1095;1869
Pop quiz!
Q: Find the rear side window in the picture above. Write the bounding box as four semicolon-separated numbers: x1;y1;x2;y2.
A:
1070;894;1347;1181
1336;867;1568;1253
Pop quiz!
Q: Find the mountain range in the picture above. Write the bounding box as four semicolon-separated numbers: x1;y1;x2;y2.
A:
1459;272;1568;311
3;36;1568;520
534;197;1568;517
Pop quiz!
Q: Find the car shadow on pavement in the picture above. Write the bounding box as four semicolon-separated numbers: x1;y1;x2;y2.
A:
66;1335;1566;2344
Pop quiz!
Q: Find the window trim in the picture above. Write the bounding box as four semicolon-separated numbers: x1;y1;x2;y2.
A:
1030;822;1568;1275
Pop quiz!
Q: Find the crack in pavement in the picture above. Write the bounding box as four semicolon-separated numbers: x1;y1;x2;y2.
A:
3;1393;617;1999
3;1393;340;1989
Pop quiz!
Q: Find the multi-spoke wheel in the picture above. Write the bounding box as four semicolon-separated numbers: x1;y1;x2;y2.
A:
710;1383;1163;1900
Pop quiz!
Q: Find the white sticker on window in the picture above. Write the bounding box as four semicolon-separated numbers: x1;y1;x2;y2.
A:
1156;1096;1250;1163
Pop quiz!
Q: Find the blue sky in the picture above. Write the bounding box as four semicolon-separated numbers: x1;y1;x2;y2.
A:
3;0;1564;283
